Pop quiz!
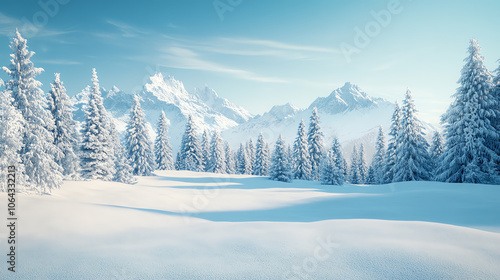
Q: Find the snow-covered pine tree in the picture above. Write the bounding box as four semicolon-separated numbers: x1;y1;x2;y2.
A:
437;39;499;183
246;139;255;174
201;130;211;172
343;158;349;179
125;95;156;176
2;30;62;192
180;115;201;171
155;111;174;170
0;85;26;191
293;120;312;180
332;137;346;180
224;141;235;174
429;131;444;179
358;144;367;184
383;102;401;183
321;137;345;185
175;151;182;170
237;143;251;174
371;126;386;184
47;73;80;179
80;69;116;181
253;132;270;176
366;166;376;185
114;145;136;184
308;107;324;180
394;89;431;182
349;145;359;184
208;131;226;173
492;61;500;173
270;135;292;182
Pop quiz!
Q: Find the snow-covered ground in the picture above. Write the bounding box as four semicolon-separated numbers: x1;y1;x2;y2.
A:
2;171;500;279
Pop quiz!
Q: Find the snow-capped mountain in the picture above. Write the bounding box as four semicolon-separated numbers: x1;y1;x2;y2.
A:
72;73;253;152
194;85;253;124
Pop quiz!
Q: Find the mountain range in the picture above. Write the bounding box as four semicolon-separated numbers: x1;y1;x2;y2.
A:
71;74;435;161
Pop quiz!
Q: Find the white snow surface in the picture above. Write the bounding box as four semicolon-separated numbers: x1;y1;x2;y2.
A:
2;171;500;279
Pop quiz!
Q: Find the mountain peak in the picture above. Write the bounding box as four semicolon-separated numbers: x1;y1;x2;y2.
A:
143;73;191;104
194;85;253;124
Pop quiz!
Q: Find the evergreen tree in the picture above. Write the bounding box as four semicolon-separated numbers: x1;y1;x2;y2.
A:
0;86;26;191
200;130;211;172
237;143;251;174
308;107;324;180
80;69;116;180
125;95;155;176
394;89;431;182
293;120;312;180
224;141;235;174
154;111;174;170
246;139;255;174
437;40;499;183
253;132;270;176
342;158;349;179
208;131;226;173
175;151;182;170
321;137;345;185
349;145;359;184
366;166;376;185
2;30;62;192
492;61;500;173
371;126;386;184
270;135;292;182
180;115;201;171
384;102;401;183
47;73;80;179
429;131;444;178
358;144;367;183
114;145;136;184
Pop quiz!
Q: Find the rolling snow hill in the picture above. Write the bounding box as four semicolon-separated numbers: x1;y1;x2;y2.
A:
2;171;499;279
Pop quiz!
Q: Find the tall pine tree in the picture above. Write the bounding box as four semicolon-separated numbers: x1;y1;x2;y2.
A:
321;137;345;185
237;143;251;174
394;89;431;182
47;73;80;179
358;144;367;184
371;126;386;184
180;115;201;171
154;111;174;170
208;131;226;173
3;30;62;192
384;102;401;183
200;130;211;172
224;141;235;174
308;107;324;180
270;135;292;183
349;145;359;184
253;132;270;176
293;120;312;180
125;95;156;176
437;39;499;183
429;131;444;179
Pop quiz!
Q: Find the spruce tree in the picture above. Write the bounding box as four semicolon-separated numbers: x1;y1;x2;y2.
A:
293;120;312;180
3;30;62;192
246;139;255;174
384;102;401;183
270;135;292;182
47;73;80;179
0;86;26;191
429;131;444;179
224;141;235;174
437;40;499;183
394;89;431;182
208;131;226;173
201;130;211;172
175;151;182;170
125;95;156;176
237;143;251;174
180;115;201;171
349;145;359;184
308;107;324;180
114;145;136;184
372;126;386;184
80;69;116;180
154;111;174;170
254;132;270;176
358;144;367;183
366;166;376;185
321;137;345;185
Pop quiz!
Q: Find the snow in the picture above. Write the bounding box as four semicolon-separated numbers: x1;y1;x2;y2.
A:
2;171;500;279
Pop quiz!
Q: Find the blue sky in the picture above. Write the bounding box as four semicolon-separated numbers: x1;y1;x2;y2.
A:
1;0;500;124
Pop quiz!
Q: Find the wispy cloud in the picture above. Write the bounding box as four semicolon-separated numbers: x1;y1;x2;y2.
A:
106;19;148;37
38;59;81;65
219;37;341;54
161;47;288;83
0;12;73;38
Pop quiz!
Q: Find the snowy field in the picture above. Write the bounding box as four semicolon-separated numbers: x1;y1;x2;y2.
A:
2;171;500;279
